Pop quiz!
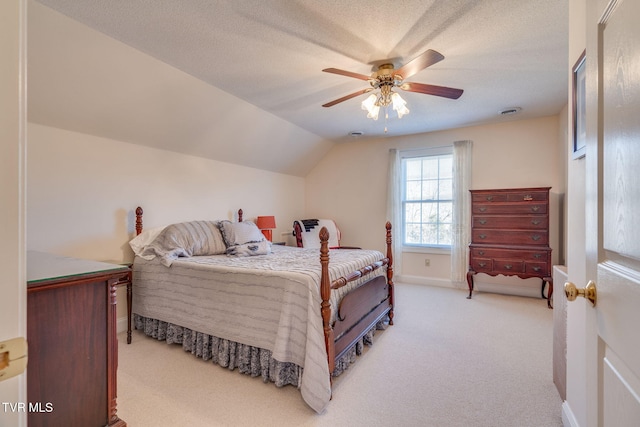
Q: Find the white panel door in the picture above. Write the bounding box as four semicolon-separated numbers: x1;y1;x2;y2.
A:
583;0;640;425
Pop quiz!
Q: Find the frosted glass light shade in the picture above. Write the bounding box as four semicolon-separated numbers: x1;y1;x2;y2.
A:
391;92;409;118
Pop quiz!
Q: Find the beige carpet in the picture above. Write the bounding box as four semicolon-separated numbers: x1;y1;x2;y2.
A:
117;283;562;426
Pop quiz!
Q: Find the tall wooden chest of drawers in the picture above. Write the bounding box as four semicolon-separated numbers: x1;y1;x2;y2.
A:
466;187;553;307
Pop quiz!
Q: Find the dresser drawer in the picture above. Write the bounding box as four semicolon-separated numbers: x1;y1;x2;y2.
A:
506;191;548;202
493;259;525;274
472;190;548;203
470;247;549;261
473;203;547;215
472;215;548;229
471;258;493;273
525;261;550;275
472;193;509;203
472;229;549;245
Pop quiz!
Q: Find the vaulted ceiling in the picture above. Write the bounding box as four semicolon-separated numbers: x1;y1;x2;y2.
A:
28;0;568;176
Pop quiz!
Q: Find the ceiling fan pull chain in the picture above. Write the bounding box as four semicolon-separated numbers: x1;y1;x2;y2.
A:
384;105;389;133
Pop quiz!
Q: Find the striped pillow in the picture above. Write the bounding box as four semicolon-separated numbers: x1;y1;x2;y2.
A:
141;220;226;266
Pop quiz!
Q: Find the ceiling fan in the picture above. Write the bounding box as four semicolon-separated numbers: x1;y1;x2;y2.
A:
322;49;463;119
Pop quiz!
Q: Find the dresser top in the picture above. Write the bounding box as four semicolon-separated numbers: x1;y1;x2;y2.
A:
27;251;128;285
470;186;551;193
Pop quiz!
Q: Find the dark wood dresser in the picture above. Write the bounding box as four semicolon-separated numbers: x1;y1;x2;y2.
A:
27;251;128;427
466;187;553;307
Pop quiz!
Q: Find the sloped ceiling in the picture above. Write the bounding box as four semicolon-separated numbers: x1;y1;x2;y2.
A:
28;0;568;176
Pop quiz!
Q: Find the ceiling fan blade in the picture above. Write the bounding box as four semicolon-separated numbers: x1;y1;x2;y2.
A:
401;82;463;99
322;68;372;81
322;88;372;107
395;49;445;80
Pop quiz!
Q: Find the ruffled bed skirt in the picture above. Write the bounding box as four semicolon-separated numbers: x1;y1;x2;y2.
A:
134;314;387;389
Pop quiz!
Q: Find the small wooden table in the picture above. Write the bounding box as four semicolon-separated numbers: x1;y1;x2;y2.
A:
27;251;129;427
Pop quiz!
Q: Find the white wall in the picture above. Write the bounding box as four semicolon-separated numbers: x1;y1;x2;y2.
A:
306;115;566;296
27;123;305;321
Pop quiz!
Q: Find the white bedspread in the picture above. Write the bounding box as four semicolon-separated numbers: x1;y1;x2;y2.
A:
132;245;386;413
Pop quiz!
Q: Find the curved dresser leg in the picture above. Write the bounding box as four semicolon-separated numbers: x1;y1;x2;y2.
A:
466;271;475;299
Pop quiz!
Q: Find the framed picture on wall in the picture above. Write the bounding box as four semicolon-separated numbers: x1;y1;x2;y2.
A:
572;50;586;159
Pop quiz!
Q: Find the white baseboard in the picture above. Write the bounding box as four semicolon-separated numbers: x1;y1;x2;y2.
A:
397;274;545;299
562;400;579;427
396;275;461;289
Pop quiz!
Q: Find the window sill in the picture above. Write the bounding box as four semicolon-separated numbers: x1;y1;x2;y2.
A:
402;246;451;255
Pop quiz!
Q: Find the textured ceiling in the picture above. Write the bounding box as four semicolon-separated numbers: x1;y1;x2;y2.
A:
29;0;568;174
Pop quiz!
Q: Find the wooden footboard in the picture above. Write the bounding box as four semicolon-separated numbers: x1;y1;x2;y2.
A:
333;275;389;359
319;222;394;376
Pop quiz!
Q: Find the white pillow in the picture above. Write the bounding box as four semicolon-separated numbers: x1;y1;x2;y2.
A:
129;226;166;259
218;220;271;256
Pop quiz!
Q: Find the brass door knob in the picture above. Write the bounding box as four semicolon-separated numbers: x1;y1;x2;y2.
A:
564;281;597;307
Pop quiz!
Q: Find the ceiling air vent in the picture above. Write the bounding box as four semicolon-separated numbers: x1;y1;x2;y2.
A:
500;107;522;115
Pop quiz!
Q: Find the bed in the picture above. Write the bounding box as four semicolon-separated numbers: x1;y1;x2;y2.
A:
130;207;394;413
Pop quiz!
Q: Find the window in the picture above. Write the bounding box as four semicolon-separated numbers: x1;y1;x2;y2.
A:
401;148;453;248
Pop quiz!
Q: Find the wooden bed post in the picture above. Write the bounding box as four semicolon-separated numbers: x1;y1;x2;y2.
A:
135;207;143;236
385;221;394;325
238;209;243;222
319;226;335;379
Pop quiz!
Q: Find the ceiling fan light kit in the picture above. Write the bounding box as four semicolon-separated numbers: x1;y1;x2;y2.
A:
322;49;463;123
360;63;409;120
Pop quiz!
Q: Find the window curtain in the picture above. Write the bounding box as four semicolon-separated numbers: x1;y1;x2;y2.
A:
451;140;473;285
386;149;403;278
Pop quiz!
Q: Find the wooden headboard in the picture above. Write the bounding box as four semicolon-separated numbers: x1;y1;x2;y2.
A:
135;207;243;236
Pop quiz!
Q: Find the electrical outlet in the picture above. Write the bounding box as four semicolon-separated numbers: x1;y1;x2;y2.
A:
424;258;431;267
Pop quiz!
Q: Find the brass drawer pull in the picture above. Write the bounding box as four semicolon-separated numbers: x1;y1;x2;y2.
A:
532;266;542;272
531;235;541;241
504;264;513;270
531;219;541;225
533;254;542;259
486;196;494;201
478;219;487;225
531;206;540;212
524;195;533;201
478;262;487;268
479;207;487;212
478;251;485;256
479;234;487;239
